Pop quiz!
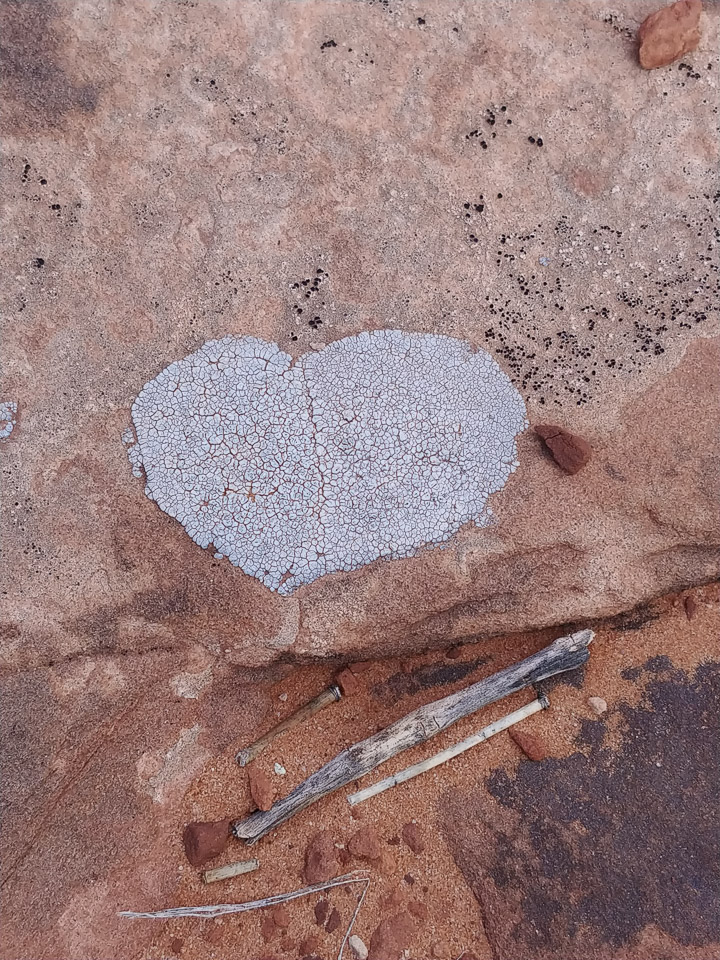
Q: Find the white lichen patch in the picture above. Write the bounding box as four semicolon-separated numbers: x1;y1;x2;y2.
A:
128;330;527;594
0;400;18;440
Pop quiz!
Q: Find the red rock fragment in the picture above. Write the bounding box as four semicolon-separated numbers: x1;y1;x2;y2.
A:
299;935;321;954
182;818;231;867
349;661;373;674
248;765;275;811
325;906;342;933
169;937;184;954
382;887;405;910
509;728;547;762
368;912;416;960
304;830;339;883
261;914;279;942
534;424;592;475
314;899;329;925
684;595;698;620
445;645;463;659
336;667;359;696
348;826;383;861
204;925;224;945
407;900;428;921
272;904;291;928
638;0;701;70
401;822;425;854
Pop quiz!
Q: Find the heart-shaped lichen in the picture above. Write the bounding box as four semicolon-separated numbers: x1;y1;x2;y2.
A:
127;330;527;594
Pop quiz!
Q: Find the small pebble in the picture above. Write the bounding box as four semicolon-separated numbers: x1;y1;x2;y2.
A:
279;692;288;701
325;907;342;933
349;934;369;959
588;696;608;715
509;729;547;762
274;762;287;775
401;822;425;854
314;899;329;925
684;595;698;620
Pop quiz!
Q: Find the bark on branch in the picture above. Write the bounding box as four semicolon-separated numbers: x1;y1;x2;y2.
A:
233;629;593;844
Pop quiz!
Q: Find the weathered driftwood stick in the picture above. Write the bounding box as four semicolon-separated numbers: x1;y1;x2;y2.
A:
347;695;549;806
233;629;592;844
236;683;342;766
120;870;369;920
202;859;260;884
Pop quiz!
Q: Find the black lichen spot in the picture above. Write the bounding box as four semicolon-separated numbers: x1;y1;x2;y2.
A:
320;39;337;50
33;257;45;267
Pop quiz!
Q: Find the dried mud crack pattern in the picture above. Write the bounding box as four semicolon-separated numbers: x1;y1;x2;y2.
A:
128;330;527;594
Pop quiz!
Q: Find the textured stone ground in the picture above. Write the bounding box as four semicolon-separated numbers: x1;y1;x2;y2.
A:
1;2;719;958
1;587;718;959
1;0;718;666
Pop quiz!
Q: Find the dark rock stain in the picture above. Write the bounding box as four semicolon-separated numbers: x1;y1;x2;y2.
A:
372;656;489;703
442;661;720;957
0;0;98;135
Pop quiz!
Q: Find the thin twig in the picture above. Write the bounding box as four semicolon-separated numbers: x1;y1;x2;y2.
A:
119;871;370;920
338;875;370;960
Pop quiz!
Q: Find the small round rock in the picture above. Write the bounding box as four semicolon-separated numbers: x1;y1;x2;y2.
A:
349;934;369;959
588;696;608;715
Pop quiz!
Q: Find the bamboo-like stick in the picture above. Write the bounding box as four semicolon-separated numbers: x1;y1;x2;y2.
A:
202;859;260;884
233;629;592;844
347;695;549;806
236;683;342;766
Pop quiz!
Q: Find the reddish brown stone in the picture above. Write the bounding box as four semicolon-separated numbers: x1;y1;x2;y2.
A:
445;645;463;659
325;906;342;933
280;936;295;952
382;887;405;910
368;912;416;960
304;831;339;883
407;900;428;921
349;661;373;674
248;765;275;812
509;728;547;762
261;914;279;942
386;835;401;846
338;846;351;865
638;0;702;70
299;935;321;955
401;822;425;854
182;818;230;867
313;899;329;926
336;667;359;696
272;904;291;928
348;826;382;861
534;424;592;475
169;937;184;954
350;805;365;821
685;595;698;620
203;926;224;945
403;874;416;885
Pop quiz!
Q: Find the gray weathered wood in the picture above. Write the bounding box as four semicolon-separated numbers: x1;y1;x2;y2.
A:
233;629;593;844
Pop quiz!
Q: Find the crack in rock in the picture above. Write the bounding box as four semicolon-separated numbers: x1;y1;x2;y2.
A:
127;329;527;594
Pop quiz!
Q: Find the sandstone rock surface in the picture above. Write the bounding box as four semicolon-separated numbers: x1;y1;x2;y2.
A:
638;0;702;69
1;1;718;671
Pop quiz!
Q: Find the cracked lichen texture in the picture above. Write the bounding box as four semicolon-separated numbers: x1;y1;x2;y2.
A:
0;401;18;440
129;330;526;594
